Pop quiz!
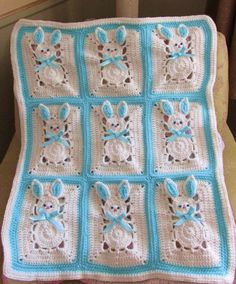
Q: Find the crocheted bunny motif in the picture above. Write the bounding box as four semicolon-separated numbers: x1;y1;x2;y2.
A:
95;180;134;252
158;24;195;83
101;100;133;165
31;27;68;88
160;98;197;163
30;179;65;251
164;176;207;252
38;103;71;166
95;26;132;86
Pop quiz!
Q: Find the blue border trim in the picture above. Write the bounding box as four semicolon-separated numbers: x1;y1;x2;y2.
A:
7;18;230;278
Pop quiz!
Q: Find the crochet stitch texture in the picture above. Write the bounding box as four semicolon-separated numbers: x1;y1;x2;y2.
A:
1;16;235;283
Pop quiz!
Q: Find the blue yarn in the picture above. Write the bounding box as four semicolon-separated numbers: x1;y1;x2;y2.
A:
32;179;43;198
185;176;197;198
34;27;44;45
118;180;129;200
51;179;63;197
115;26;126;45
178;24;189;38
95;27;108;44
164;178;179;198
179;98;189;115
38;104;50;121
51;29;62;45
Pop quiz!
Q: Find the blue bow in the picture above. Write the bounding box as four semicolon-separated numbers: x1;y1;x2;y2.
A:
103;211;133;234
167;126;192;142
100;54;127;70
30;207;64;232
175;206;201;227
42;130;70;148
35;55;59;72
102;129;129;143
170;47;194;60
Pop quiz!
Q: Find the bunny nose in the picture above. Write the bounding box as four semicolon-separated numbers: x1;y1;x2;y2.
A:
114;208;117;212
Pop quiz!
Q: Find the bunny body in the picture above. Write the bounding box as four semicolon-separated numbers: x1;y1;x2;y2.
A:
95;181;134;252
31;27;67;89
164;176;207;251
38;103;71;166
95;26;132;87
101;100;133;165
30;179;65;251
160;98;197;163
158;24;195;83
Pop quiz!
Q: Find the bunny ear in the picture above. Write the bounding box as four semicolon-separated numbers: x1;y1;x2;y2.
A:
117;101;128;118
118;180;130;200
32;179;43;198
95;182;110;201
160;100;174;116
51;179;63;197
38;104;50;121
179;98;189;115
51;29;62;45
95;27;108;44
178;24;189;38
158;24;172;40
116;26;126;45
164;178;179;198
59;103;70;121
102;100;113;119
34;27;44;44
184;176;197;198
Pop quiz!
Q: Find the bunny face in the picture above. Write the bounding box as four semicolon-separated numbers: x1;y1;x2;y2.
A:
160;98;190;131
168;113;188;131
158;24;189;53
31;179;63;212
32;27;62;59
38;103;70;134
95;180;130;215
101;100;128;133
95;26;126;57
172;196;196;215
164;176;197;215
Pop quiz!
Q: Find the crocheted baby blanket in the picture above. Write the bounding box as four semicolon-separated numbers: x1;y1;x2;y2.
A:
2;16;235;283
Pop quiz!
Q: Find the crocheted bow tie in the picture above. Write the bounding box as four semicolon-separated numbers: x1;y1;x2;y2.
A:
30;207;64;232
42;130;70;148
174;206;201;227
35;55;59;72
103;211;133;234
169;47;194;60
100;54;127;70
167;126;193;142
102;128;129;143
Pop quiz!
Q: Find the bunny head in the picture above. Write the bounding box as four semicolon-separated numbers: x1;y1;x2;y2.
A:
31;179;63;213
38;103;70;134
160;98;189;131
101;100;129;133
95;180;130;217
95;26;126;57
158;24;189;53
164;176;197;214
32;27;62;59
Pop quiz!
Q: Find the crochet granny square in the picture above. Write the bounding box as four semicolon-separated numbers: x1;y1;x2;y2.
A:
2;16;235;283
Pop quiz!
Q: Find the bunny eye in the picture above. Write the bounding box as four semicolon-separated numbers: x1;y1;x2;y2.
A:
173;121;176;125
47;48;50;51
57;126;59;129
175;43;178;47
111;123;114;126
114;48;117;51
180;121;183;124
178;205;182;208
107;48;110;52
180;43;183;46
50;205;53;208
117;206;120;209
111;206;113;209
186;204;190;207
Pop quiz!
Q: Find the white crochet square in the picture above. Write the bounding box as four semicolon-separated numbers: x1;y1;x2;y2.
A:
18;181;79;264
22;29;78;97
155;179;220;267
88;182;148;266
152;26;204;93
85;27;142;96
29;104;82;175
152;100;208;173
90;102;144;175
